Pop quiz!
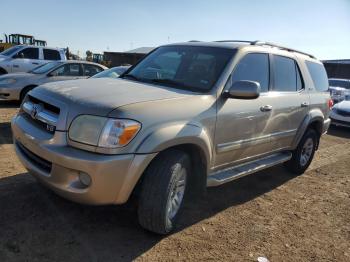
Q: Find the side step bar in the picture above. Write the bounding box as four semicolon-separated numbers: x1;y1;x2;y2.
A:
207;152;292;187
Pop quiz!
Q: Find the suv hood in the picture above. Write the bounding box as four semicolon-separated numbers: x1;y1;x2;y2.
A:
32;78;196;125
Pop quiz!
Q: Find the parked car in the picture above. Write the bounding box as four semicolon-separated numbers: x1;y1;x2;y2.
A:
328;78;350;103
91;66;130;79
0;60;107;101
12;41;331;234
0;45;66;75
330;94;350;127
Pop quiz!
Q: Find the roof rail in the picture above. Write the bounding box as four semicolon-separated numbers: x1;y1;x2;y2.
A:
214;40;253;44
214;40;315;59
251;41;316;59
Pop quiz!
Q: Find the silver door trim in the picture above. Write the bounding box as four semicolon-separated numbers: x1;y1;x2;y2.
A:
216;129;297;153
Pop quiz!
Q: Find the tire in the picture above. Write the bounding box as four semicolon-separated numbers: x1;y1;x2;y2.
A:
138;149;190;234
285;129;318;174
0;68;7;75
20;86;36;102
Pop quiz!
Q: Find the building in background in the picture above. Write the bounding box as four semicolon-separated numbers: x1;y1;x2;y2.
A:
323;59;350;79
104;47;154;67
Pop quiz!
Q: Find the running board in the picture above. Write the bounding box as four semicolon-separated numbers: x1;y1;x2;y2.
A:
207;152;292;187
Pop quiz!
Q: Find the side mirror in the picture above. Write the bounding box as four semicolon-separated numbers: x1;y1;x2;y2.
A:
224;80;261;99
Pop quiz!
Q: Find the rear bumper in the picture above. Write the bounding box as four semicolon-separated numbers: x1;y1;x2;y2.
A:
12;114;157;205
0;87;20;100
322;118;331;134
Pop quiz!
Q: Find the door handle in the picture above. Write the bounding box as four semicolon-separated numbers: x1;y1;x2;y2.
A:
260;105;273;112
13;65;19;68
32;62;39;65
301;102;309;107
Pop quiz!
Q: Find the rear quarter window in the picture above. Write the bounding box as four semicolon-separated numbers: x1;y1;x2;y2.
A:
305;61;329;92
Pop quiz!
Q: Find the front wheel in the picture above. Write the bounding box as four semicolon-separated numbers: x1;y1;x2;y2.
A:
285;129;318;174
138;149;190;234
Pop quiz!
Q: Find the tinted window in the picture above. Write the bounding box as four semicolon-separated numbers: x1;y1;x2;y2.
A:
329;79;349;89
31;61;63;74
273;55;300;92
18;47;39;59
84;64;103;77
51;64;81;76
231;53;269;92
43;49;61;60
124;46;236;92
306;61;329;91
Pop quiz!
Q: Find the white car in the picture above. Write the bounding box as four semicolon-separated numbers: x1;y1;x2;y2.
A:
0;45;66;75
330;95;350;127
328;78;350;103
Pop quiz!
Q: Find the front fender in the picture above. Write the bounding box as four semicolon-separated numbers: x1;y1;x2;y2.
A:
135;122;213;166
292;109;325;150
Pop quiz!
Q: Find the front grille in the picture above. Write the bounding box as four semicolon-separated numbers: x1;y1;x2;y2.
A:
22;95;60;133
335;109;350;117
330;118;350;127
16;142;52;173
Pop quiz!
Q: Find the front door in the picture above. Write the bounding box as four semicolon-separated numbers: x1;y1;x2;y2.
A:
11;47;42;73
214;53;273;169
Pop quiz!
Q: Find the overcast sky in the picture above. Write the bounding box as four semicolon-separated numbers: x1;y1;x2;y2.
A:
1;0;349;59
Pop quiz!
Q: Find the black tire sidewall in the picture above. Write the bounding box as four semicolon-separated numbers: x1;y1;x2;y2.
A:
288;129;317;174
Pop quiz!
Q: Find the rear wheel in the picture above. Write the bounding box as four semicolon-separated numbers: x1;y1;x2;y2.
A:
20;86;36;102
0;67;7;75
138;149;190;234
285;129;318;174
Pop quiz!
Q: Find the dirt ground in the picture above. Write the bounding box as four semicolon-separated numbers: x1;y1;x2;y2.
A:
0;101;349;262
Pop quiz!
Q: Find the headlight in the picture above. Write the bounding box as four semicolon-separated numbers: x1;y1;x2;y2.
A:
69;115;141;148
0;78;16;85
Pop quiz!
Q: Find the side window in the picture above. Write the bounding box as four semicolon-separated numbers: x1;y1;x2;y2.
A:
84;64;103;77
231;53;269;92
51;64;81;76
44;49;61;60
305;61;329;92
273;55;300;92
17;48;39;59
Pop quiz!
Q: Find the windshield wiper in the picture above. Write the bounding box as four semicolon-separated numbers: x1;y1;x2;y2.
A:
122;73;140;81
149;78;184;87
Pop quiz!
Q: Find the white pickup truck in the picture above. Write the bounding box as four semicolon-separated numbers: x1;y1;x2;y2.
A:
0;45;66;75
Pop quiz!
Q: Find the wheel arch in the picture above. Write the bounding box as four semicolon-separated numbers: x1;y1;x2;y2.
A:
292;109;324;150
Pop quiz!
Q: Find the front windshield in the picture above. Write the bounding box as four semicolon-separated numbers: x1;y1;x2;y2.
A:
329;80;349;89
0;46;22;56
122;46;236;92
92;67;128;79
31;61;63;74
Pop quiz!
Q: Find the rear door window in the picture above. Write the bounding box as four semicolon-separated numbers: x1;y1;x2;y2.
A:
231;53;270;92
306;61;329;91
273;55;301;92
44;49;61;60
83;64;103;76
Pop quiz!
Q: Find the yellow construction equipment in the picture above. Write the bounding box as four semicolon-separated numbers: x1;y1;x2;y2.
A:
0;33;47;52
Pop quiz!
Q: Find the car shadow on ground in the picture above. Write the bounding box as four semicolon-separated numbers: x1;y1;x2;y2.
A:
0;122;12;144
0;101;20;109
327;125;350;139
0;165;296;261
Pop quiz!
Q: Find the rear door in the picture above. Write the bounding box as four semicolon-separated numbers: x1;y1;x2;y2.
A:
261;54;309;150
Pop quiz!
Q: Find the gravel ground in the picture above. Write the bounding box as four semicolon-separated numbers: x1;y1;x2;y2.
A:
0;101;349;262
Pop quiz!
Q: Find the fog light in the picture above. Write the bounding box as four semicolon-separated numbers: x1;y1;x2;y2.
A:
79;172;91;186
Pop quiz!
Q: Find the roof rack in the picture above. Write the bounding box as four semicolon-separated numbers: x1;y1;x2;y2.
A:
214;40;315;59
252;41;315;59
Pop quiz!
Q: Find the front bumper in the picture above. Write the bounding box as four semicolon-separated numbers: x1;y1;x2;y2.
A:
330;111;350;128
12;114;156;205
0;87;21;100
